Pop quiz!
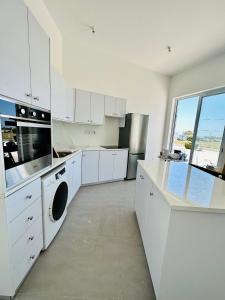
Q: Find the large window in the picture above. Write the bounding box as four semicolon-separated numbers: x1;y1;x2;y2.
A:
171;96;199;160
171;88;225;175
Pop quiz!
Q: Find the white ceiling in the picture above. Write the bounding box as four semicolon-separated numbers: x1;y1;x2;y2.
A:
43;0;225;75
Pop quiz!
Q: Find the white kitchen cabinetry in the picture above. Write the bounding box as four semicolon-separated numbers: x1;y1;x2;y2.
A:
112;150;128;179
99;150;128;182
66;152;82;204
0;0;31;103
28;11;50;110
82;151;99;184
75;90;105;125
99;151;115;181
0;178;43;298
75;89;91;124
105;96;126;118
0;1;51;110
91;92;105;124
51;67;74;122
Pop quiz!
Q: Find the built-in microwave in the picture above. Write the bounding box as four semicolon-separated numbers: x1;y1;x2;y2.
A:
0;99;52;189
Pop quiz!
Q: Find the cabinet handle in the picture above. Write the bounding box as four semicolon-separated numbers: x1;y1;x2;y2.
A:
150;192;154;197
30;255;36;260
29;236;34;241
66;116;70;119
72;161;76;164
25;92;31;97
27;216;34;221
33;96;39;101
26;195;32;200
140;174;144;179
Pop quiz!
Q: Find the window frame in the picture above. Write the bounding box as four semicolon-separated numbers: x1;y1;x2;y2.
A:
170;86;225;164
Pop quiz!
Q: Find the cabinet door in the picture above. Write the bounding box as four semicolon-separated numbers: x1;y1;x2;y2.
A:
64;83;74;122
66;158;74;204
73;152;82;197
99;151;114;182
28;11;50;110
51;67;65;120
105;95;116;116
135;166;147;233
91;93;105;125
82;151;99;184
75;89;91;124
0;0;31;103
112;150;128;180
116;98;126;117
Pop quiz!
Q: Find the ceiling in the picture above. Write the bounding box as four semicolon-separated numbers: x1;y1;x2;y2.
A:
43;0;225;75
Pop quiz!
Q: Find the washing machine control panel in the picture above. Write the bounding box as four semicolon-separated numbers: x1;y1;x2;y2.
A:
55;167;66;180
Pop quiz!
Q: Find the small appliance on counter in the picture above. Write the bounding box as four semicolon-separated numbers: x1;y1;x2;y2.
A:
0;98;51;189
118;113;149;179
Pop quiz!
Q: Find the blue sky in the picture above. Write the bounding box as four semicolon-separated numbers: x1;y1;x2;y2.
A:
175;94;225;138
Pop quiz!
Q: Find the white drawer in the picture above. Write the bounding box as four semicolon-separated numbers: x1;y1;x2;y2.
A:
9;198;42;245
13;232;43;289
6;178;41;222
11;217;43;267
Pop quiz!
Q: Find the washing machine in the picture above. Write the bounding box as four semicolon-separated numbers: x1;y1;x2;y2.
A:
42;164;68;249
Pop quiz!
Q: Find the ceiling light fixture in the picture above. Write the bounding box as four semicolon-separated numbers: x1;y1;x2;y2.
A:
167;45;172;53
88;25;95;34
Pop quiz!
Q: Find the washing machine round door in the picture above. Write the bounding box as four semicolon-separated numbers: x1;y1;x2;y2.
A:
49;181;68;222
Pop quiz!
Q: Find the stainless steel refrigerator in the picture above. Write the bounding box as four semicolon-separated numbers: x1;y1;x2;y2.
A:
119;113;149;179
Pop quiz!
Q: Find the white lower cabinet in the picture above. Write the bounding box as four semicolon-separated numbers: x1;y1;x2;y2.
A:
98;150;128;182
5;178;43;296
112;150;128;179
82;151;99;184
99;151;115;181
67;152;82;204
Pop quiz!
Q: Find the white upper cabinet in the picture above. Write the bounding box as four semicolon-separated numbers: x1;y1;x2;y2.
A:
75;89;91;124
64;83;75;122
51;67;74;122
28;11;50;110
74;90;105;125
105;96;126;118
116;98;126;117
91;93;105;125
0;0;31;103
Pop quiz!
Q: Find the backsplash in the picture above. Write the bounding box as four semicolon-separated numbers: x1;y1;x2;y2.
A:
52;118;120;150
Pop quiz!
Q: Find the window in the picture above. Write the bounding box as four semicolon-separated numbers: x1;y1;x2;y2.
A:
171;96;199;160
170;88;225;176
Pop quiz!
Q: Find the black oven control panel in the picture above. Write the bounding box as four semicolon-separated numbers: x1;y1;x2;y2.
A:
0;99;51;122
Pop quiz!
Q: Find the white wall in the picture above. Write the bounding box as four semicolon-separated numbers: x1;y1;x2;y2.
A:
62;40;170;160
24;0;62;73
163;52;225;148
53;118;120;150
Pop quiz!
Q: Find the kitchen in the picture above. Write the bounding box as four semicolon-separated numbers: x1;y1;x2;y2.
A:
1;1;225;300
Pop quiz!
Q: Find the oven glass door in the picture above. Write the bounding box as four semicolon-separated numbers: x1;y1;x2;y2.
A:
1;118;51;170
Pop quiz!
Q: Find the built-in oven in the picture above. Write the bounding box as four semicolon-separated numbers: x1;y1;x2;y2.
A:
0;99;52;189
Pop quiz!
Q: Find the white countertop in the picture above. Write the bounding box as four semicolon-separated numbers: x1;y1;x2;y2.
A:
139;159;225;213
5;146;128;196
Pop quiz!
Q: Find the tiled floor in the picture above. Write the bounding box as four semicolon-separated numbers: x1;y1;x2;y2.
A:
16;181;156;300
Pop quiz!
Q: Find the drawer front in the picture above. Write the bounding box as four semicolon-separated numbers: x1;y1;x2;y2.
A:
13;232;43;289
11;217;43;267
6;178;41;222
9;198;42;245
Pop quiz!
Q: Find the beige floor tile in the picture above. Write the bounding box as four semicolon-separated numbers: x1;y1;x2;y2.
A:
18;181;155;300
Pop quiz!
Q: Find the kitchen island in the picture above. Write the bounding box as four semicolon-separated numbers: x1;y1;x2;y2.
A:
135;159;225;300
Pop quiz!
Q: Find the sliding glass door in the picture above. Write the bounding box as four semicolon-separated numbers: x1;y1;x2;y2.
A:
192;93;225;170
171;88;225;175
171;96;199;161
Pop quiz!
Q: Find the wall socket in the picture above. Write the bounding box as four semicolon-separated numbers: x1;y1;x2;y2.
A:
84;129;96;135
